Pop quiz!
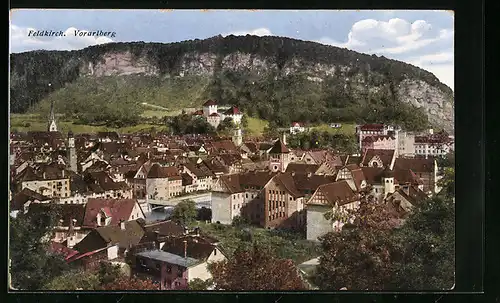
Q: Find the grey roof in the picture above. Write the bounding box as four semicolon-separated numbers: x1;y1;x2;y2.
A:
136;249;200;268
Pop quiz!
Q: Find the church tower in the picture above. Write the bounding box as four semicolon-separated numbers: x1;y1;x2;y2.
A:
67;130;78;172
382;166;395;199
48;100;58;132
232;127;243;147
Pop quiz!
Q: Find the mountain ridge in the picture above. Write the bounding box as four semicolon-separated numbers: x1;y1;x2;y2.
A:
9;35;454;131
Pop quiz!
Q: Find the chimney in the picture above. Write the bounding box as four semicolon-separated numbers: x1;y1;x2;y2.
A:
183;240;188;259
43;172;46;179
282;133;287;145
62;170;65;178
291;171;296;176
120;220;125;230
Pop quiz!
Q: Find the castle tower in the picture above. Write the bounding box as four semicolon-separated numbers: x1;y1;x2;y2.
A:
382;166;395;199
202;100;218;117
232;127;243;147
67;130;78;172
48;100;58;132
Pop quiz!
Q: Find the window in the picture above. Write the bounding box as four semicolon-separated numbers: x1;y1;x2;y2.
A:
156;264;161;271
246;193;248;198
167;265;172;273
214;249;217;256
177;269;183;278
132;215;135;219
290;197;292;201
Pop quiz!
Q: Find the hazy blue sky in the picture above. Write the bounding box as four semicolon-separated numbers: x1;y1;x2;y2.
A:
10;9;454;89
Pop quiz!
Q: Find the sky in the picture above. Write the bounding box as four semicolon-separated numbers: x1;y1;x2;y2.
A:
10;9;454;90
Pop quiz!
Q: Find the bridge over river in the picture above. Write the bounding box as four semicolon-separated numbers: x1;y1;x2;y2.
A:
139;191;212;212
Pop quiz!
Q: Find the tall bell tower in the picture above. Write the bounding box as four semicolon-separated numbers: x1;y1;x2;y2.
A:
48;100;58;132
67;130;77;172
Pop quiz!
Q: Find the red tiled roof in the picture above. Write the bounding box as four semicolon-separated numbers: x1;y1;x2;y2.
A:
224;106;241;115
291;122;303;127
83;198;140;228
361;149;395;167
209;113;220;117
192;110;204;116
203;100;217;106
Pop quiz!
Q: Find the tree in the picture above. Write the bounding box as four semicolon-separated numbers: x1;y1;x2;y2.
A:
188;278;213;290
197;207;212;222
98;262;124;285
208;243;308;290
231;215;250;227
217;117;234;132
315;227;396;290
389;196;455;290
99;276;160;290
9;206;70;290
171;200;198;226
437;167;455;199
43;270;100;290
241;114;249;129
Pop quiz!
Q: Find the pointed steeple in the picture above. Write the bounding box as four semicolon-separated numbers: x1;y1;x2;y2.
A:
48;100;58;132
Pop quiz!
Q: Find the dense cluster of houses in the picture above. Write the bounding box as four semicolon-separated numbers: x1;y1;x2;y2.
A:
9;101;452;289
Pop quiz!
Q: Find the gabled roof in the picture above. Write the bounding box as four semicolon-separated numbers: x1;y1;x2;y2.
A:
361;149;395;168
143;220;185;237
292;173;337;192
291;122;304;127
396;185;428;206
268;139;290;154
83;198;141;228
224;106;241;115
393;158;435;173
272;173;303;198
360;167;384;184
72;219;145;254
10;187;51;211
147;164;181;179
162;237;217;262
308;180;359;206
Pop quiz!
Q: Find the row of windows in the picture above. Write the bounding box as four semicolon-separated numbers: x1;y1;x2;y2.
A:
268;212;286;221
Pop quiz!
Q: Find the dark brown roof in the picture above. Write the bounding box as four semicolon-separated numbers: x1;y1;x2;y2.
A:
310;180;359;206
268;139;290;154
292;174;337;192
393;169;423;185
362;135;395;143
346;156;361;165
10;188;51;211
394;158;435;173
396;185;428;206
351;169;367;191
184;161;213;178
147;164;181;179
28;203;86;227
143;220;185;237
162;237;216;261
361;149;395;167
273;173;303;198
181;173;193;186
285;163;319;174
85;171;129;192
73;219;145;254
361;167;384;184
83;198;141;228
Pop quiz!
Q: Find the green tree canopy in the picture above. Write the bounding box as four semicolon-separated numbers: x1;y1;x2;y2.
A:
9;207;70;290
171;200;198;226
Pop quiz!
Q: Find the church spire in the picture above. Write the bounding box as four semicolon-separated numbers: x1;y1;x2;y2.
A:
48;100;58;132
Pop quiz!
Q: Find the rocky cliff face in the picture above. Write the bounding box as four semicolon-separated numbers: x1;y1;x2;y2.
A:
10;36;454;131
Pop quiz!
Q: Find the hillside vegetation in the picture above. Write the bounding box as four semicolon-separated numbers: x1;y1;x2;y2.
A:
11;35;453;131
